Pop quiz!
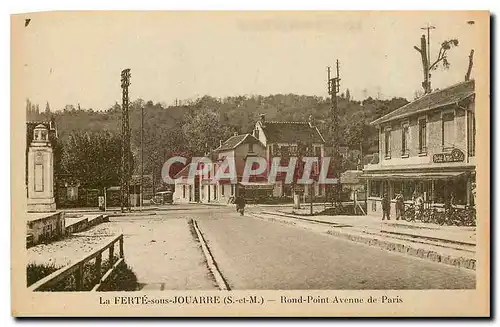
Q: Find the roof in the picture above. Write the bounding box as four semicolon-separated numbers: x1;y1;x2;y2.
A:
174;163;196;179
340;170;363;184
216;134;261;152
371;80;475;126
259;121;325;144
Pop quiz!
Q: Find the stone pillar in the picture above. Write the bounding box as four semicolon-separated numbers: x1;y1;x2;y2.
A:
27;124;56;212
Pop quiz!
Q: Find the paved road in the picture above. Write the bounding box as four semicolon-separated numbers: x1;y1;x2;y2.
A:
195;207;476;290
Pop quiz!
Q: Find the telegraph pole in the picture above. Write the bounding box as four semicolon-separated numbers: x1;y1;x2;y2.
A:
328;60;341;209
120;68;131;212
421;24;436;67
420;24;435;93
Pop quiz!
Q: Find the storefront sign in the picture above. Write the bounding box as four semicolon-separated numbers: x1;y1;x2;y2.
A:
433;149;465;163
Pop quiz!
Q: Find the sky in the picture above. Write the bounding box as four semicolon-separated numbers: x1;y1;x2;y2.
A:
13;11;486;111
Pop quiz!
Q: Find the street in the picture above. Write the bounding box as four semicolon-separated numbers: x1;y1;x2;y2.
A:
109;204;475;290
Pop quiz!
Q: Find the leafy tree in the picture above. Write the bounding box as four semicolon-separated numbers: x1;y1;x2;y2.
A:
60;131;132;189
182;108;232;155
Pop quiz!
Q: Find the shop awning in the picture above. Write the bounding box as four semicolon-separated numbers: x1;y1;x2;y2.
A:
360;171;466;180
238;182;275;190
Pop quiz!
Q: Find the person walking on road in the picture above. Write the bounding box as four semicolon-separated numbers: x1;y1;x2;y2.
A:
382;192;391;220
235;195;246;216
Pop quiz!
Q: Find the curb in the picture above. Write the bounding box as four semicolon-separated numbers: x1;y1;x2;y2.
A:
325;229;476;271
108;212;157;217
252;213;476;271
191;220;230;291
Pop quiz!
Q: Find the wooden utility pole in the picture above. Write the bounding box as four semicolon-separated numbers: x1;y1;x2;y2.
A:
308;118;314;216
421;24;436;68
120;68;131;212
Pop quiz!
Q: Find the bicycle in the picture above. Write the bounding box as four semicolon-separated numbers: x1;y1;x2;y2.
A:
421;207;437;223
436;206;462;226
457;205;476;227
403;204;416;222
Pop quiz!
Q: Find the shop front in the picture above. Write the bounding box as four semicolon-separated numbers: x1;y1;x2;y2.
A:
364;167;475;216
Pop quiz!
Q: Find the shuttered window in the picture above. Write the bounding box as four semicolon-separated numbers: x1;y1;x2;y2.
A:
442;112;455;151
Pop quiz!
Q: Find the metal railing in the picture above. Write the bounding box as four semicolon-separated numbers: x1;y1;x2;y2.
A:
28;234;124;292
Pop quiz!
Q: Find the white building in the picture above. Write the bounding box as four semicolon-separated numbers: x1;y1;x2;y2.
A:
252;114;326;198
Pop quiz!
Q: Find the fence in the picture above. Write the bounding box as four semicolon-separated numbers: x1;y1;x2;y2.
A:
28;234;124;292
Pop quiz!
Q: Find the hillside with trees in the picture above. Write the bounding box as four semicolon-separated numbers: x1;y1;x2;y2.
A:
26;93;409;188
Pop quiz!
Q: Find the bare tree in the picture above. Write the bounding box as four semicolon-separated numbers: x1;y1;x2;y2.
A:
465;49;474;81
414;34;459;94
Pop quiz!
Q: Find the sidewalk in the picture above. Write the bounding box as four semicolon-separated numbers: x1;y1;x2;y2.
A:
275;209;476;246
254;210;476;270
122;218;218;290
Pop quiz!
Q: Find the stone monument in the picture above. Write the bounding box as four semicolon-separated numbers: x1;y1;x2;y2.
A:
27;124;56;212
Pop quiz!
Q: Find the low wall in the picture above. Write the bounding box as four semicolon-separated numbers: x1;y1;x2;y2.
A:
27;211;65;247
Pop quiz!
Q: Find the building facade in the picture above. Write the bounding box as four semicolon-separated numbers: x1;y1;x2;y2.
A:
252;114;326;199
173;133;268;204
363;80;476;215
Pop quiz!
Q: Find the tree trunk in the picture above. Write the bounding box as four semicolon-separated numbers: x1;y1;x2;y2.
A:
465;49;474;81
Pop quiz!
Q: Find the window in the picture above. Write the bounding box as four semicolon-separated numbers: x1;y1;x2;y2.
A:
468;111;476;157
248;143;254;153
182;185;186;198
384;129;391;158
442;112;455;151
221;184;225;196
418;118;427;154
213;185;217;200
401;122;409;157
315;146;321;157
231;184;235;196
369;180;382;197
272;144;278;155
254;128;259;139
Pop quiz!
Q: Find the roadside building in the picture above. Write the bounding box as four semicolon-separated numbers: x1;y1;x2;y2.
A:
212;132;268;203
173;133;268;204
252;114;326;199
362;80;476;216
173;163;199;203
340;170;366;202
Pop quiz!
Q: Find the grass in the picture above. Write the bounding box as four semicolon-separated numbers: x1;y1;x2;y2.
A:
27;256;140;291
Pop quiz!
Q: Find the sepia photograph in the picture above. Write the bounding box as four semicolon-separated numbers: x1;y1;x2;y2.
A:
11;10;490;317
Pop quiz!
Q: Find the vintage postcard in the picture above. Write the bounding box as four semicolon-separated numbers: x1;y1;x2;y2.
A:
11;11;490;317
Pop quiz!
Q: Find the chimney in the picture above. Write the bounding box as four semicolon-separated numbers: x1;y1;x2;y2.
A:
259;113;266;126
234;132;238;136
219;139;223;147
308;114;314;128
